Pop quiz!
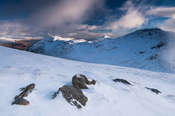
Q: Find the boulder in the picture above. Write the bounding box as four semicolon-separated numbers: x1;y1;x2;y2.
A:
12;83;35;105
52;74;96;108
16;83;35;99
72;74;96;89
11;98;29;106
52;74;96;109
53;85;88;109
60;85;88;108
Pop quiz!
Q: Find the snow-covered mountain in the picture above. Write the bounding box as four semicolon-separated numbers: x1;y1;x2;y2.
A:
1;46;175;116
29;28;174;72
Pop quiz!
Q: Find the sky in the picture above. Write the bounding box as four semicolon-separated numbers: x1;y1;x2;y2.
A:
0;0;175;39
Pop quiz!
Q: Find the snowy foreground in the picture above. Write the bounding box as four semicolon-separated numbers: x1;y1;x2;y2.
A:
0;46;175;116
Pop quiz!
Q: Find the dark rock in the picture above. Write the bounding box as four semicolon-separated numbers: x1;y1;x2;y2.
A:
52;74;96;109
52;90;60;99
113;78;132;85
12;98;29;106
151;41;165;49
72;74;96;89
145;87;161;94
149;54;158;60
53;85;88;109
12;83;35;105
15;83;35;99
139;51;146;54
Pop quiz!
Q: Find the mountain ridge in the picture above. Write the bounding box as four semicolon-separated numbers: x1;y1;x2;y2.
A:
29;28;174;73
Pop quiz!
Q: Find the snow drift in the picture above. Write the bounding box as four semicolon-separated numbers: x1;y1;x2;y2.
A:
0;46;175;116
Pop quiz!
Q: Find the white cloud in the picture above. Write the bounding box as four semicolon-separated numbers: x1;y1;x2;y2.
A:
148;7;175;32
106;0;146;37
76;24;98;31
147;7;175;17
159;17;175;32
0;0;105;41
109;10;145;30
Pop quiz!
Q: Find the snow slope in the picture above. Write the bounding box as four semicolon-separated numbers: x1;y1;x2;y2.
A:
29;28;173;72
0;46;175;116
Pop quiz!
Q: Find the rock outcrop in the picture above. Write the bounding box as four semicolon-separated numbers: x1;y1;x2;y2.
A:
60;85;88;109
113;78;132;85
52;74;96;109
72;74;96;89
12;83;35;105
145;87;161;94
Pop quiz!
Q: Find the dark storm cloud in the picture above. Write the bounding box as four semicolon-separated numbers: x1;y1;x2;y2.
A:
0;0;125;21
0;0;105;27
0;0;60;19
0;0;105;38
0;0;175;39
1;0;175;21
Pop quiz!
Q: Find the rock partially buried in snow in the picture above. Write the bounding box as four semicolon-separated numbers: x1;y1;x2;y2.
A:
60;85;88;109
72;74;96;89
11;98;29;106
149;54;158;60
52;74;96;109
12;83;35;105
113;78;132;85
139;51;146;54
145;87;161;94
151;41;165;49
53;85;88;109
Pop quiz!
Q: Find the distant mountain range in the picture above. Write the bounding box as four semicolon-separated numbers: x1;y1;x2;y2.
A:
0;38;41;50
29;28;174;72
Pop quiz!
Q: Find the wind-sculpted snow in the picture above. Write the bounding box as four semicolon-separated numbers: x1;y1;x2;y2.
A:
0;46;175;116
29;28;172;72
